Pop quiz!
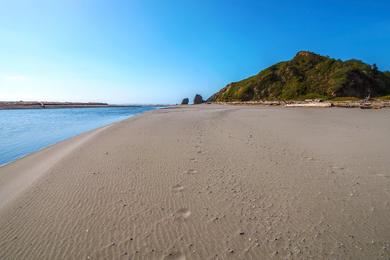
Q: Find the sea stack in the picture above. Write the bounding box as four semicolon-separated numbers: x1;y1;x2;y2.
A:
193;94;203;104
181;98;189;105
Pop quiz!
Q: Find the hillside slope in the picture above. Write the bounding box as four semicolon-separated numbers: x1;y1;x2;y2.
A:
208;51;390;101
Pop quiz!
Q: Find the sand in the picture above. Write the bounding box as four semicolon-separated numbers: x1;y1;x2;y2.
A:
0;105;389;259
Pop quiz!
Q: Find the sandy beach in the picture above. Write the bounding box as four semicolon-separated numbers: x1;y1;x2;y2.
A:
0;105;389;259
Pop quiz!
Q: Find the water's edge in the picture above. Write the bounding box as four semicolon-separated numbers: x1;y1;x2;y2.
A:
0;106;161;167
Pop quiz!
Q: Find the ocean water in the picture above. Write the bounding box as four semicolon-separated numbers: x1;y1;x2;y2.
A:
0;106;160;166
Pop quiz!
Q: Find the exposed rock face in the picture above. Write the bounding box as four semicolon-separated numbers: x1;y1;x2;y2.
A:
193;94;203;104
208;51;390;102
296;51;317;58
181;98;189;105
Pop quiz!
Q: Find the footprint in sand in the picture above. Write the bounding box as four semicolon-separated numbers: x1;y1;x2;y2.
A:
175;208;191;219
163;251;186;260
172;184;184;193
186;169;198;175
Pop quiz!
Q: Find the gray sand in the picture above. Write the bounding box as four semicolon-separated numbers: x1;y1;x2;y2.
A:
0;105;389;259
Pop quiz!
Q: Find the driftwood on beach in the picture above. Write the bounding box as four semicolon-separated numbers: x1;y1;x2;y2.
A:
209;99;390;109
285;102;332;108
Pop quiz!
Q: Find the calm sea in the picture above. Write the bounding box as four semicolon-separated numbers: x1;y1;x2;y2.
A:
0;106;160;166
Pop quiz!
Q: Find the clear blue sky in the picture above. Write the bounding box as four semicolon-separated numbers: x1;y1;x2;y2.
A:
1;0;389;104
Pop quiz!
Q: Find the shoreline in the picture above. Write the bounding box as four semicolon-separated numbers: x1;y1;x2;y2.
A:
0;106;165;214
0;106;158;169
0;108;156;209
0;120;116;170
0;105;389;259
0;124;111;210
0;106;162;167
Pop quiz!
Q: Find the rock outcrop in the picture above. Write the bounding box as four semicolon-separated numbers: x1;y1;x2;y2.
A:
181;98;189;105
208;51;390;102
193;94;203;104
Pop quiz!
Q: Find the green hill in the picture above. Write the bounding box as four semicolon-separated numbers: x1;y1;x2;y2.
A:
208;51;390;102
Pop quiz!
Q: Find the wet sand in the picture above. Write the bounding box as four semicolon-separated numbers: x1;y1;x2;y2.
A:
0;105;389;259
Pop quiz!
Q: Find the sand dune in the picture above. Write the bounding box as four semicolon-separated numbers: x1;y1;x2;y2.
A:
0;105;389;259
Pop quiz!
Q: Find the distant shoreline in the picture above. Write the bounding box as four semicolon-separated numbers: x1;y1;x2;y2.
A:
0;101;156;110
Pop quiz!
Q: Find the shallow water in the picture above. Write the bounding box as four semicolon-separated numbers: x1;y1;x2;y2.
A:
0;106;159;165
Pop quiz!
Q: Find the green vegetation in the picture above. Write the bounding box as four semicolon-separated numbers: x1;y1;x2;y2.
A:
377;95;390;101
208;51;390;102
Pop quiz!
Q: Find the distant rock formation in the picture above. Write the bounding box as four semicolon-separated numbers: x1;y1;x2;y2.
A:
181;98;189;105
193;94;203;104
